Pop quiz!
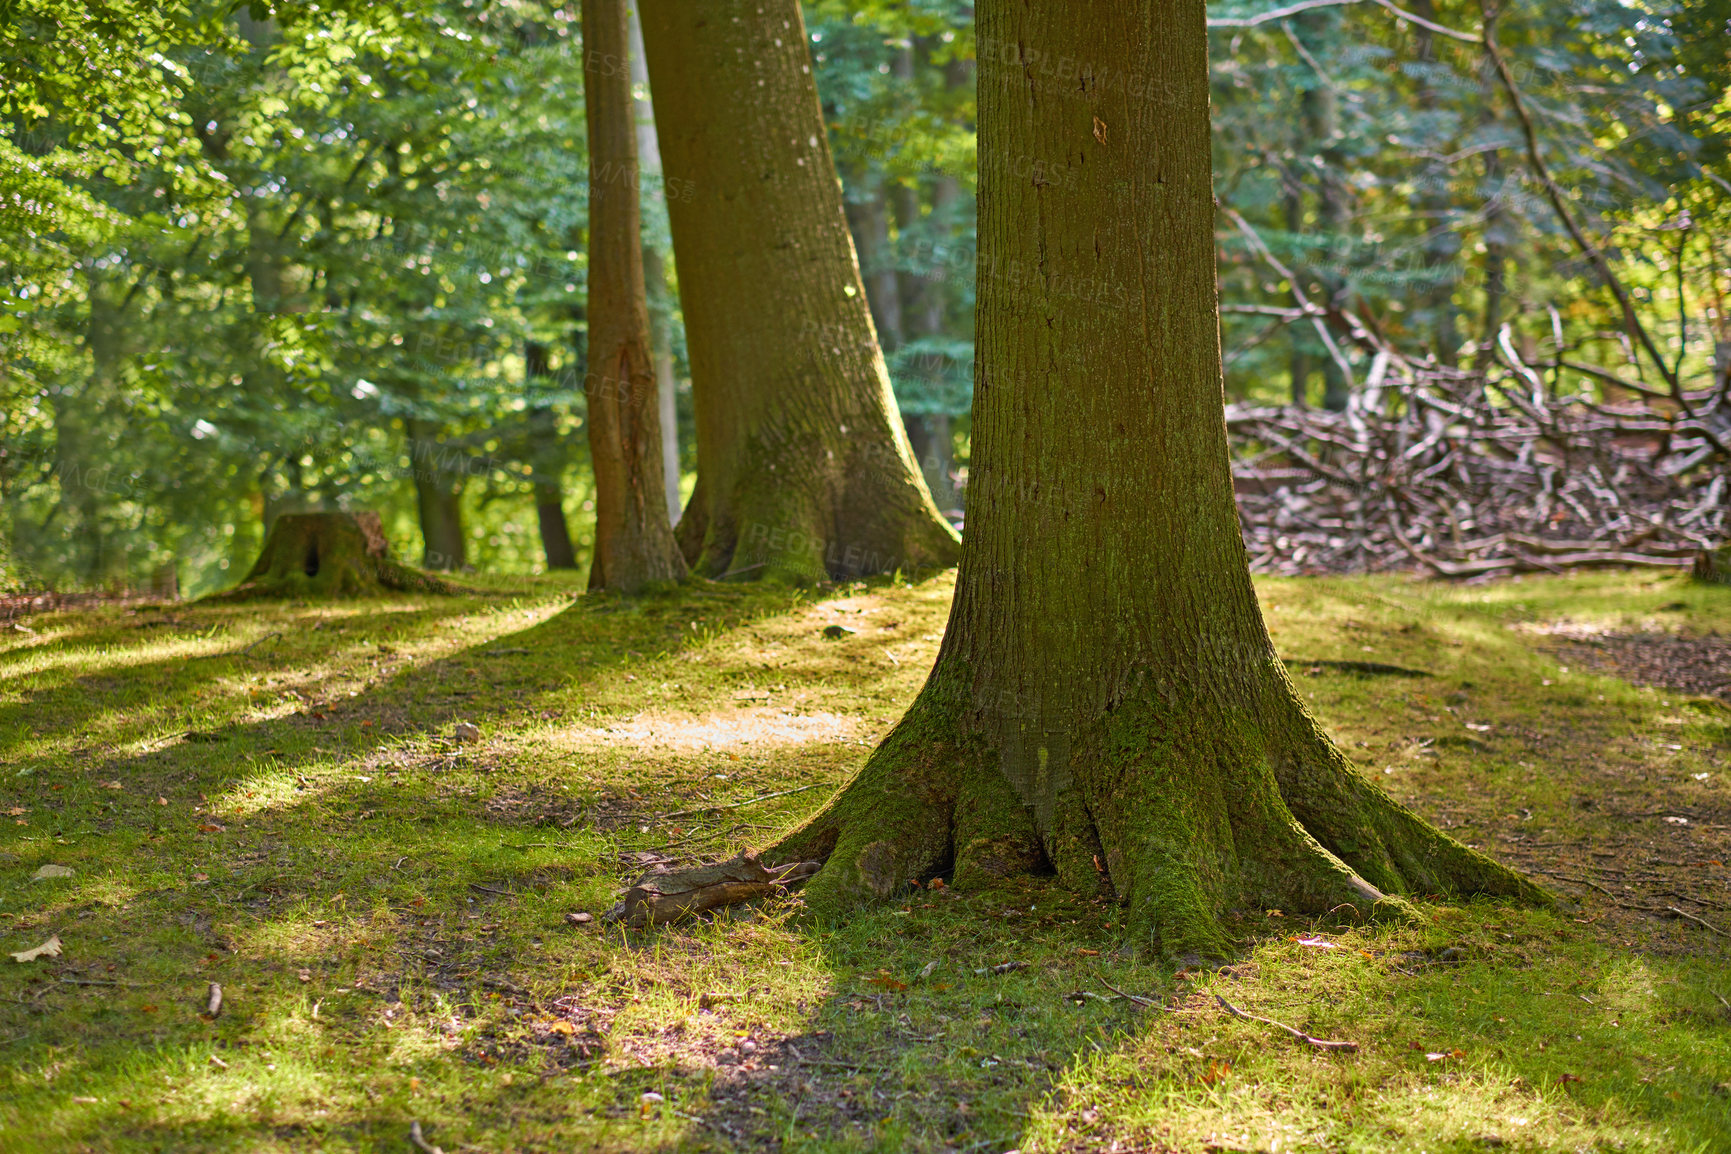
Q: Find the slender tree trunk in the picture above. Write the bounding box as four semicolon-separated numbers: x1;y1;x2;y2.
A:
1284;176;1311;406
638;0;960;582
845;171;904;353
1411;1;1462;364
582;0;686;593
628;2;685;527
525;341;578;570
750;0;1540;960
54;273;119;585
407;419;466;570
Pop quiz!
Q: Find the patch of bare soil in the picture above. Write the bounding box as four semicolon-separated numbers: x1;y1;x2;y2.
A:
1536;622;1731;703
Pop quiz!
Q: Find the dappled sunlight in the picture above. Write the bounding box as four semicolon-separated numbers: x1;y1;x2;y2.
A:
551;704;868;755
1;571;1727;1150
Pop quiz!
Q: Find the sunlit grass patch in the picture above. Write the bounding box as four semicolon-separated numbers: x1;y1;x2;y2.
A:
0;569;1726;1150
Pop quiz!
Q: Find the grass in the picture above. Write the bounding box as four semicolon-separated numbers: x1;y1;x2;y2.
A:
0;567;1728;1152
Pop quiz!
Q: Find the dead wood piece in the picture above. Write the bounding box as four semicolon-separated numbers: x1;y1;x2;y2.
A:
602;854;822;928
206;983;222;1018
1215;994;1359;1052
408;1120;444;1154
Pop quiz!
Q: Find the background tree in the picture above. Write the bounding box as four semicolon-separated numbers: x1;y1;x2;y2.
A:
580;0;685;593
638;0;961;582
755;0;1540;959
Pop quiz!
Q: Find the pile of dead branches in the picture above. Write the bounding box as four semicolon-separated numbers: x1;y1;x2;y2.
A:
1228;353;1729;577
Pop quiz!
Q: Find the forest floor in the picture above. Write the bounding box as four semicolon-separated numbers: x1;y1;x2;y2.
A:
1;567;1728;1153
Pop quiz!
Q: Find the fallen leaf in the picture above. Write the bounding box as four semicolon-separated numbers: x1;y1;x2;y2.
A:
1076;949;1100;957
32;865;73;880
1294;936;1336;949
867;972;908;991
565;911;593;925
297;969;311;983
197;824;224;833
100;781;122;790
10;935;62;962
454;722;481;742
917;960;940;979
156;797;168;806
547;1019;577;1036
6;807;25;816
1201;1060;1232;1085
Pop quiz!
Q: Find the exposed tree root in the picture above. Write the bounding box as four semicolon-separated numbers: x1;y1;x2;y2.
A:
624;676;1545;958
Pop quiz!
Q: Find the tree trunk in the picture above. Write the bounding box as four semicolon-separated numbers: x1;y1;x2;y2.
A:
406;419;467;571
844;172;903;353
525;341;578;570
628;3;685;527
222;512;459;598
643;246;684;526
582;0;687;594
747;0;1542;960
1411;0;1462;364
638;0;960;582
1283;175;1311;406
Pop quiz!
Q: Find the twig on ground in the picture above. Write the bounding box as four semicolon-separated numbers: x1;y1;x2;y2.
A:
207;983;222;1018
409;1121;444;1154
1531;869;1616;896
1215;994;1359;1051
1665;906;1729;937
1096;976;1171;1010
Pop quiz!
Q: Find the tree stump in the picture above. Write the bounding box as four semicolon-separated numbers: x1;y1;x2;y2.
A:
223;512;462;598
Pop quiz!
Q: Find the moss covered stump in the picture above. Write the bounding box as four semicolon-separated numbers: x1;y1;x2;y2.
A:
224;512;461;599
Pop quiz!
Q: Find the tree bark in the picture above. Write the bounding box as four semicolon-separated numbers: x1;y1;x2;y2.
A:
221;511;459;599
628;2;685;527
582;0;687;594
525;341;578;570
406;419;467;571
638;0;960;582
747;0;1543;960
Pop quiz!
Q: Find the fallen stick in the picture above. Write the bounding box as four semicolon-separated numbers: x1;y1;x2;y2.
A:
660;784;821;822
409;1120;444;1154
1665;906;1729;938
603;854;822;927
1095;976;1172;1010
207;983;222;1018
1215;994;1359;1052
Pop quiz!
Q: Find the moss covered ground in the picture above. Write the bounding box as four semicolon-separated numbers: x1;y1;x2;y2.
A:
1;568;1727;1152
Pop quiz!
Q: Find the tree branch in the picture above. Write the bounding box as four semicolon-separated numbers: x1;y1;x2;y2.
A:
1477;2;1726;458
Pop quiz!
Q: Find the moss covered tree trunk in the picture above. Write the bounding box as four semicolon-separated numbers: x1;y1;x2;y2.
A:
638;0;960;582
225;512;458;598
753;0;1543;960
583;0;686;594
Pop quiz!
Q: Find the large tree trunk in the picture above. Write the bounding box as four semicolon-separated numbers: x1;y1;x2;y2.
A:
745;0;1542;960
638;0;960;582
525;342;578;570
582;0;687;594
